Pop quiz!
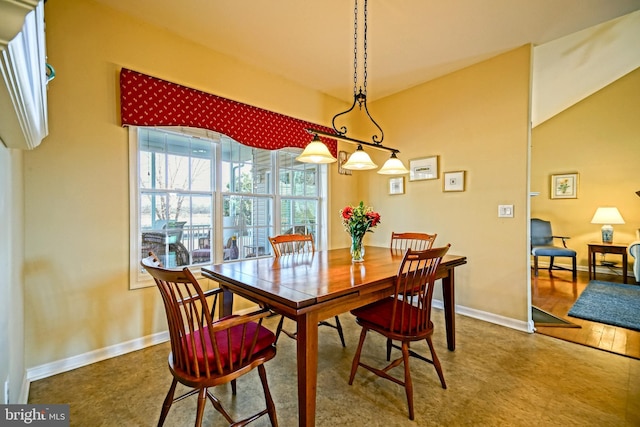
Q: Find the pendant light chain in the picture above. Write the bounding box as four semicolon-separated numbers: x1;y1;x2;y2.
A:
301;0;409;175
363;0;368;97
353;0;368;102
353;0;358;97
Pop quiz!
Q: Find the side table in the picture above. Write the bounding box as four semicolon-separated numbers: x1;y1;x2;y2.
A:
587;242;628;284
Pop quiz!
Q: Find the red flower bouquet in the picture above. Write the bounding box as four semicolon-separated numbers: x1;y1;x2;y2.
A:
340;201;381;261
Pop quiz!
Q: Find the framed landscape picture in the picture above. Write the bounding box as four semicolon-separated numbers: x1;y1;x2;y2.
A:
550;173;578;199
409;156;439;181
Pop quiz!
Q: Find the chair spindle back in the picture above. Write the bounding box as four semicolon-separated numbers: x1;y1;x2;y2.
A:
269;234;315;257
390;245;450;335
391;232;437;254
141;253;269;379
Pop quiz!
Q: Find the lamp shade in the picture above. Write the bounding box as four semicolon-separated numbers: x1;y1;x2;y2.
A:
342;145;377;170
591;206;624;244
377;153;409;175
296;135;337;164
590;207;625;225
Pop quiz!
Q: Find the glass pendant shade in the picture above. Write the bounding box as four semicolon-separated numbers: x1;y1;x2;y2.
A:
342;145;378;170
296;135;337;164
377;153;409;175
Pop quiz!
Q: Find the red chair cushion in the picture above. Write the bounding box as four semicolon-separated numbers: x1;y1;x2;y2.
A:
183;317;275;372
351;297;432;334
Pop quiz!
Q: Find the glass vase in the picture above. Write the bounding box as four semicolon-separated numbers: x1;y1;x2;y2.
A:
350;234;365;262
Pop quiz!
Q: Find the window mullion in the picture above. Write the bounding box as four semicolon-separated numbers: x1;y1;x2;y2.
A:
272;150;281;238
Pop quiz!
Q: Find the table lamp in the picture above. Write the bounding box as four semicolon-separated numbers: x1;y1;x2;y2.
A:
590;207;625;243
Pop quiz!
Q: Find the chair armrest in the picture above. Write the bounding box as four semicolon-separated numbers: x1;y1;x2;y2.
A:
552;235;571;248
209;308;272;333
175;287;222;317
629;241;640;257
203;287;223;298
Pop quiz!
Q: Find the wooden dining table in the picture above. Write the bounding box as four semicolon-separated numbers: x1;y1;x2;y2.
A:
201;245;467;427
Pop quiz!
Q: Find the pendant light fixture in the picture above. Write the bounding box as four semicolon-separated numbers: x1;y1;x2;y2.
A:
295;134;337;163
301;0;409;175
342;145;377;170
377;152;409;174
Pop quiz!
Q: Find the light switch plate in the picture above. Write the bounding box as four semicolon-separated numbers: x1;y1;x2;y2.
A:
498;205;514;218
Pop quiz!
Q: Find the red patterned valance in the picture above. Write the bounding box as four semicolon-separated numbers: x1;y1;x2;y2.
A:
119;68;337;156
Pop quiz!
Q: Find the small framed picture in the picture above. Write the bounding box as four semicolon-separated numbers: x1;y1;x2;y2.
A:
550;173;578;199
389;177;405;195
409;156;439;181
443;171;465;192
338;151;352;175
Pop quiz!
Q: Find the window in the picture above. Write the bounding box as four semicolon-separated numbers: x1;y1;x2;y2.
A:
130;127;326;288
278;150;320;238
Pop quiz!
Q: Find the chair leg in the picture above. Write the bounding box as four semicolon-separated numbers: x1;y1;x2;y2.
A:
258;364;278;427
194;388;207;427
334;316;346;347
386;338;393;361
548;256;555;271
205;390;234;424
349;328;368;385
157;378;177;426
318;316;347;347
401;341;414;421
274;316;285;344
426;336;447;389
572;257;577;280
533;256;539;276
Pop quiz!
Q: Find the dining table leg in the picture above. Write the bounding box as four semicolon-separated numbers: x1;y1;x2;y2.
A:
295;311;319;427
220;288;234;316
441;269;456;351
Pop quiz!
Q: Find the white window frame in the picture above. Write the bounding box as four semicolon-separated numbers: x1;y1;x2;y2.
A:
129;126;328;289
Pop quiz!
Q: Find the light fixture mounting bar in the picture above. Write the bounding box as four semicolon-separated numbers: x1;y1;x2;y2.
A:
306;128;400;154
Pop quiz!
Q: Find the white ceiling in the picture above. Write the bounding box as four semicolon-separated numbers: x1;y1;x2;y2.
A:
532;10;640;126
94;0;640;105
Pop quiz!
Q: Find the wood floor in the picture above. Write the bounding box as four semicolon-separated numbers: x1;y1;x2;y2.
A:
531;267;640;359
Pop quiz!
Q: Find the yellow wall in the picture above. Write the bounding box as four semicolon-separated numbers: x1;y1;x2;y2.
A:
24;0;533;369
532;68;640;272
24;0;345;368
361;46;532;317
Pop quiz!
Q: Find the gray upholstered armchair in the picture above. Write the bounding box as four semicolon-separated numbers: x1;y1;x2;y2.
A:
629;229;640;283
531;218;577;279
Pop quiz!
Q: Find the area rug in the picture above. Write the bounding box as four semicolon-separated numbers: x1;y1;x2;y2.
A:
568;280;640;331
532;306;579;328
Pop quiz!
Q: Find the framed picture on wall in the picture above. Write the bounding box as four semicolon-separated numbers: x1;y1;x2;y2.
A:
409;156;439;181
338;151;352;175
550;172;579;199
443;171;465;192
389;177;405;195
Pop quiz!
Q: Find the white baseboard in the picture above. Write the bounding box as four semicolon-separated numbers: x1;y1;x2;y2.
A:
433;299;532;333
25;331;169;387
24;302;531;395
24;305;263;391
